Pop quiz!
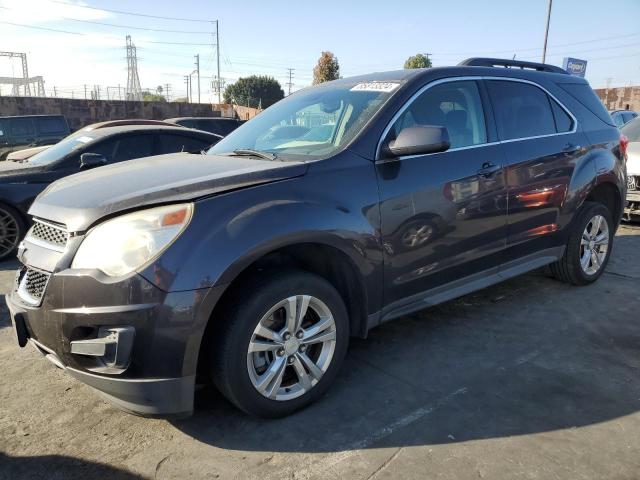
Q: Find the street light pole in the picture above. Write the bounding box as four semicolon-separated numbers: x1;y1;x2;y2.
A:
542;0;553;63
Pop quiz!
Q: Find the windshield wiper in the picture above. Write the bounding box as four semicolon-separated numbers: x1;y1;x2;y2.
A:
232;149;278;161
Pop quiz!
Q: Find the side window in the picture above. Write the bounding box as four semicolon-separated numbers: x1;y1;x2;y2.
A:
550;99;573;133
8;118;35;137
622;112;635;124
487;81;557;140
158;134;212;154
391;80;487;149
36;116;67;135
85;138;119;162
112;135;154;162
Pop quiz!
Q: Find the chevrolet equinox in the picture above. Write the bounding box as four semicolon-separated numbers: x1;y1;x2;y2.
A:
7;58;627;418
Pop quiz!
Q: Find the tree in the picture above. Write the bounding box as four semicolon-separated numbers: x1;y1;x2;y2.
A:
313;51;340;85
223;75;284;109
404;54;432;69
141;90;166;102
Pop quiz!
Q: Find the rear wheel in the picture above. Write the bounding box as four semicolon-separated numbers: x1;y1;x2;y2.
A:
210;270;349;417
0;204;25;260
550;202;613;285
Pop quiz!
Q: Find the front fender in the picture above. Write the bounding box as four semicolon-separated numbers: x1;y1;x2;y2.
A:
138;153;383;315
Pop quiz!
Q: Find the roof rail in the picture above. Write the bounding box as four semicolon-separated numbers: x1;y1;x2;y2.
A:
458;57;568;74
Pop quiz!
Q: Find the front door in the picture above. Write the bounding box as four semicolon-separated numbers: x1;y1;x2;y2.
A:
377;79;508;311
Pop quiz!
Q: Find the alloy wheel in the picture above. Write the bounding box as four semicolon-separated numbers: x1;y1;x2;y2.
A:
247;295;337;401
580;214;609;275
0;207;20;259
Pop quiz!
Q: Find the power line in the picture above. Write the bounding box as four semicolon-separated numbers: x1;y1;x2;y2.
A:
48;0;213;23
58;18;212;34
0;21;82;35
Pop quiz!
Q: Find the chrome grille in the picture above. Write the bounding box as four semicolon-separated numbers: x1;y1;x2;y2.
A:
628;175;638;191
28;220;69;250
18;267;50;305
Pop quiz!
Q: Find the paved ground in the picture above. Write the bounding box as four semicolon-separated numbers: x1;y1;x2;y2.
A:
1;224;640;480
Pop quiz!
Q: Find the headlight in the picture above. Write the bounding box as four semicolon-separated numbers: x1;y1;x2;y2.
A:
71;203;193;277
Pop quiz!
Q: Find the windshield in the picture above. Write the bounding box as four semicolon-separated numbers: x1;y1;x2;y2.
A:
208;80;401;160
28;134;96;166
622;117;640;143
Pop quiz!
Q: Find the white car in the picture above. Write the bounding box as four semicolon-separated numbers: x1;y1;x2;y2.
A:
622;117;640;219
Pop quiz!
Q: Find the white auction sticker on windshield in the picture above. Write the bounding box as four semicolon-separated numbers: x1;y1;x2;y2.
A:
75;136;93;143
350;82;400;93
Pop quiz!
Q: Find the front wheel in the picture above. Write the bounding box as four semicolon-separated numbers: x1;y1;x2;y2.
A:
210;270;349;417
550;202;614;285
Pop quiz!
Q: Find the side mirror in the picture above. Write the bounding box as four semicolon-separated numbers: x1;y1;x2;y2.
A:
385;125;451;158
80;152;107;169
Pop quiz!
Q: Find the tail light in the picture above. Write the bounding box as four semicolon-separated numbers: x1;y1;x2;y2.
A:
620;133;629;162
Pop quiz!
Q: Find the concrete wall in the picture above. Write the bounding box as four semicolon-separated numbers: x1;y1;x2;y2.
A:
212;103;262;120
594;86;640;112
0;97;230;130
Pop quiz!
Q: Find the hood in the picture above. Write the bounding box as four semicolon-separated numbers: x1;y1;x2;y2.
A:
0;160;50;181
627;142;640;176
29;153;308;231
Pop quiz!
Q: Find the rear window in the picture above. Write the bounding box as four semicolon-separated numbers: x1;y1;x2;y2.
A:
8;117;35;136
621;118;640;143
558;83;615;126
487;81;557;140
35;116;67;134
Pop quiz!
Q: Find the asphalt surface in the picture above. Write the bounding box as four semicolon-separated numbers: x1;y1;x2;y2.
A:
1;224;639;480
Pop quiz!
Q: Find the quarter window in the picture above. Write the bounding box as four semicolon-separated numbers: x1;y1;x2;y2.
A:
550;99;573;133
390;80;487;149
487;81;558;140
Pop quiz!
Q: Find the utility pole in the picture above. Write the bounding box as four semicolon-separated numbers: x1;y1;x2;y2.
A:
286;68;294;95
164;83;171;101
184;75;190;102
542;0;553;63
213;20;221;103
84;84;87;100
194;54;200;103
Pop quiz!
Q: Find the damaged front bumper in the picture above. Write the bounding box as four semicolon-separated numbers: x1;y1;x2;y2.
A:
6;230;224;416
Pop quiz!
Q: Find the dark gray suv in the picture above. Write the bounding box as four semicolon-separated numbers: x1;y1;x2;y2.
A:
7;58;627;418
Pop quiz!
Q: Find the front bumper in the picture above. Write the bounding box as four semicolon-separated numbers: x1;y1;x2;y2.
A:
625;189;640;216
6;265;223;416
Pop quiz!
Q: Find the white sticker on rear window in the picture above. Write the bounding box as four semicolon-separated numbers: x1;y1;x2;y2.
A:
350;82;400;93
75;136;93;144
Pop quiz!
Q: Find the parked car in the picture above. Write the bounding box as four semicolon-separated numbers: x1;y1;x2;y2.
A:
6;58;626;418
622;117;640;219
0;125;221;259
0;115;70;161
165;117;245;136
5;145;51;162
610;109;638;128
5;119;179;162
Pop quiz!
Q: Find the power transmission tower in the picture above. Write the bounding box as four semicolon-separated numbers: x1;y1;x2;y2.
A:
125;35;142;101
0;51;45;96
194;54;200;103
286;68;294;95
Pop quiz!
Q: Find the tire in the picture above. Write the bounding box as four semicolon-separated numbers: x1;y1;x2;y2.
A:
550;202;613;285
210;269;349;417
0;203;26;261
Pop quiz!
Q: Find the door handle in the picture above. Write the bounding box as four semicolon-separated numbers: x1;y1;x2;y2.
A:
563;143;582;153
477;162;501;178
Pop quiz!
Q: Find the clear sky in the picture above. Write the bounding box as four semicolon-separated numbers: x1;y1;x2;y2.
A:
0;0;639;102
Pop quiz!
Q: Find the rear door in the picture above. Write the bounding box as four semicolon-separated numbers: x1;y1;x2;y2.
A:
485;79;588;264
377;79;508;309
